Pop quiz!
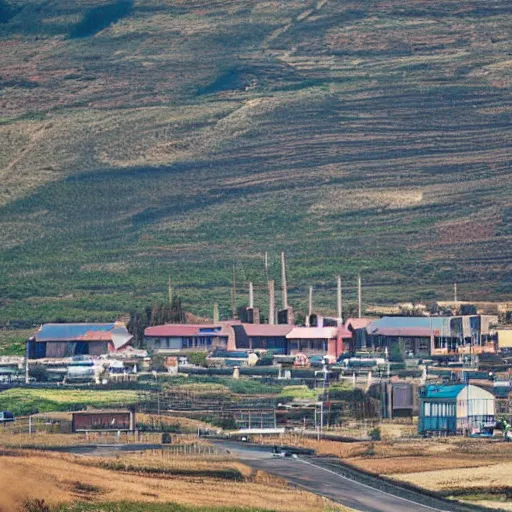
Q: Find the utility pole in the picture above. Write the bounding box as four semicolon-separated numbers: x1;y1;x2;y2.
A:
231;263;237;319
268;280;275;325
454;282;458;302
25;337;30;384
337;276;342;326
281;251;288;309
168;276;173;304
264;252;269;282
358;274;362;319
308;286;313;317
213;303;219;324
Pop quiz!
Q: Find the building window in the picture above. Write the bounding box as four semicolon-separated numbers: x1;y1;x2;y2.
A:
289;341;299;351
418;338;430;352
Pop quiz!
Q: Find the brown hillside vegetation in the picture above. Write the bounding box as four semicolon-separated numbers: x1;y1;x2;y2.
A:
0;449;330;512
0;0;511;323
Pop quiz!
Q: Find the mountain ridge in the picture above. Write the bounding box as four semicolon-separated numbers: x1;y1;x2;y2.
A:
0;0;511;324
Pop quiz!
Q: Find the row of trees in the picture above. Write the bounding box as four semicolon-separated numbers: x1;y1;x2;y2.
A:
127;297;186;348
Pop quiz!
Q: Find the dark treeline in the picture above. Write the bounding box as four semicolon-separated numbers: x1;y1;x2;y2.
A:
128;297;186;348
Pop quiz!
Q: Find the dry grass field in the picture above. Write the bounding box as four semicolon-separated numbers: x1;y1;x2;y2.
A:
258;434;512;509
0;0;511;328
0;448;340;512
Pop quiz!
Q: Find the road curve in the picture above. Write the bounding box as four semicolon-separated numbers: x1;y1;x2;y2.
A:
215;441;455;512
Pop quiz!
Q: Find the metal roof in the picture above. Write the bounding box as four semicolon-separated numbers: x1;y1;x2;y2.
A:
422;385;466;399
287;327;339;339
144;324;228;337
345;318;374;331
242;324;294;337
366;316;450;336
369;327;434;337
35;323;115;342
422;384;495;401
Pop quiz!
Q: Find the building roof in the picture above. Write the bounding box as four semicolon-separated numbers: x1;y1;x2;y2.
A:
241;324;294;337
144;324;229;337
35;323;114;341
369;327;434;337
287;327;339;339
72;409;133;415
422;384;495;400
345;318;374;331
422;384;466;399
366;316;450;336
34;323;132;350
338;326;353;338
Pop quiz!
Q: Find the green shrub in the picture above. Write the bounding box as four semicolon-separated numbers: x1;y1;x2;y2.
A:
151;355;167;372
279;385;318;400
328;384;366;402
368;427;381;441
188;352;207;367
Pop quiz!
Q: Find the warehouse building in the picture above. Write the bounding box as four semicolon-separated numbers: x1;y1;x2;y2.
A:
419;384;495;435
366;315;498;358
27;323;133;359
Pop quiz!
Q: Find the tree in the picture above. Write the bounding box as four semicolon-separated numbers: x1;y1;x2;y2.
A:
237;304;249;323
127;311;146;348
389;341;404;362
188;352;207;367
294;311;306;326
128;296;187;347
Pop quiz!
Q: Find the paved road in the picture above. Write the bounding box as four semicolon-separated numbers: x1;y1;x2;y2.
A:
215;441;454;512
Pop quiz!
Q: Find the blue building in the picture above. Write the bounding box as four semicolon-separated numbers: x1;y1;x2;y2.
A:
419;384;495;435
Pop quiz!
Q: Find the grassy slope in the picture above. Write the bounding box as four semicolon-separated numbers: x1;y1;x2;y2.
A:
0;0;511;328
0;388;138;415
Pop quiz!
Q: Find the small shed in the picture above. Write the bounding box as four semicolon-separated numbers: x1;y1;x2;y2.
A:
72;410;135;432
419;384;495;435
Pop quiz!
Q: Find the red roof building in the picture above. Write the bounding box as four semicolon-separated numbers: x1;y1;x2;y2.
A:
286;326;351;359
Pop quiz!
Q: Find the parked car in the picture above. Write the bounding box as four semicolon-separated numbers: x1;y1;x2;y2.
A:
309;355;326;367
0;411;15;423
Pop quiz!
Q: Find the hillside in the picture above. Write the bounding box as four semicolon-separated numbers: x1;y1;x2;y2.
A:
0;0;511;325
